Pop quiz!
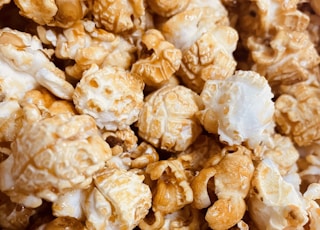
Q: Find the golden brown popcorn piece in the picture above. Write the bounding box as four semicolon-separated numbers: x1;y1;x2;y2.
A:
0;88;76;143
131;29;182;87
130;142;159;169
304;6;320;54
0;191;36;230
248;158;309;229
146;159;193;215
14;0;87;28
21;88;77;117
275;82;320;146
158;0;237;92
236;0;309;40
137;84;203;152
90;0;145;33
191;145;254;230
197;70;275;149
298;144;320;191
259;134;300;176
0;27;74;100
139;205;208;230
176;134;222;180
38;20;136;79
43;216;87;230
0;100;23;142
102;127;138;153
0;113;111;208
73;65;144;131
86;168;152;230
247;30;320;88
147;0;189;17
178;26;238;93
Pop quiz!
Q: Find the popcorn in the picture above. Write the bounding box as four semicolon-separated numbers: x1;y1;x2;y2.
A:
14;0;87;28
87;168;152;230
0;113;111;208
91;0;145;33
0;100;23;142
131;29;182;87
37;20;136;79
197;70;275;148
248;158;309;229
1;0;320;229
275;82;320;146
0;27;74;100
73;65;144;131
137;84;203;152
42;216;87;230
191;145;254;230
147;0;189;17
139;205;208;230
146;159;193;215
159;0;237;92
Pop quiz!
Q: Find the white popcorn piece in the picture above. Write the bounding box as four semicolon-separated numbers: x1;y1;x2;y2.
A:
248;158;309;229
73;65;144;131
0;27;74;100
197;70;275;148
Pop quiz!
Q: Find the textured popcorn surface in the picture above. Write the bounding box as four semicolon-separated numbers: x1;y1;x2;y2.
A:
0;0;320;229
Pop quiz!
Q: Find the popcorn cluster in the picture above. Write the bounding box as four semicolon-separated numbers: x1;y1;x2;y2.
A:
0;0;320;229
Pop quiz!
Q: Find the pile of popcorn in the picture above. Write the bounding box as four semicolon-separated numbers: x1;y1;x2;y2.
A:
0;0;320;229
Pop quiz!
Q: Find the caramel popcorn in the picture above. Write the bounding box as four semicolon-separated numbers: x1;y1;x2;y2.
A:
275;82;320;146
88;168;152;230
248;158;309;229
159;0;237;92
0;100;23;142
137;84;203;152
73;65;144;131
131;29;182;87
14;0;87;28
37;20;136;79
0;114;111;208
147;0;189;17
1;0;320;229
146;159;193;215
192;145;254;230
90;0;145;33
0;27;74;100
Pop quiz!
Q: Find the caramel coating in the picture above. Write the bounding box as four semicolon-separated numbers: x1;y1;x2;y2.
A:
88;168;152;230
137;85;203;152
147;0;189;17
14;0;86;28
192;145;254;230
0;27;74;100
275;82;320;146
91;0;145;33
0;114;111;208
131;29;182;87
37;20;136;79
146;159;193;215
